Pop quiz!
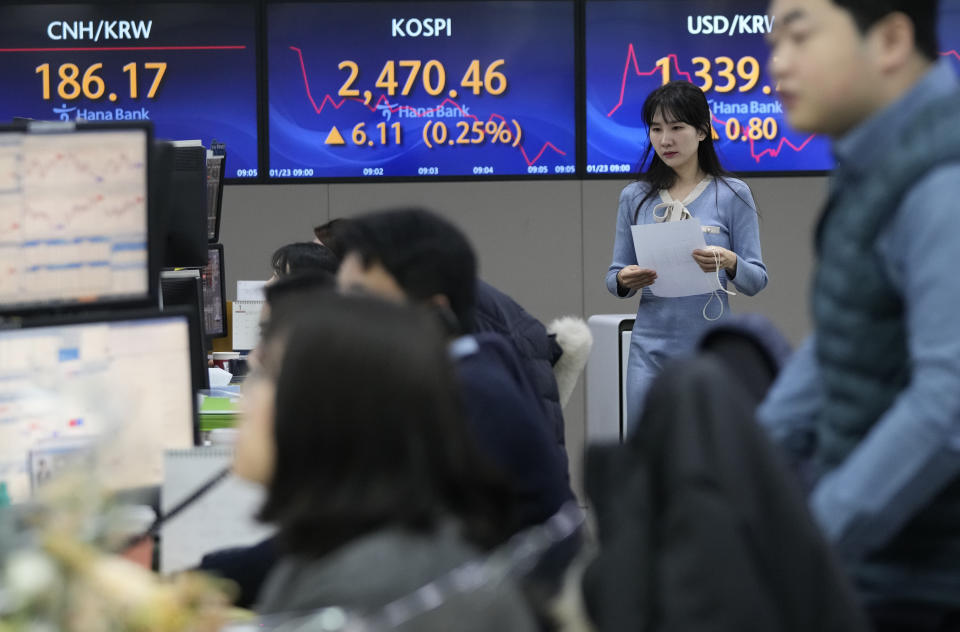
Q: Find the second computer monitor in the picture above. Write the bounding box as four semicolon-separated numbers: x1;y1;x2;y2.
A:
160;270;210;389
0;309;200;502
206;152;225;243
153;140;208;268
202;244;227;339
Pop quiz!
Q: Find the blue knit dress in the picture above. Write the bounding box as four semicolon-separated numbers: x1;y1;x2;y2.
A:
606;176;767;432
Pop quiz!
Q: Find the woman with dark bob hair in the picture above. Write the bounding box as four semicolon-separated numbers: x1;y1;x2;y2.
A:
232;292;537;629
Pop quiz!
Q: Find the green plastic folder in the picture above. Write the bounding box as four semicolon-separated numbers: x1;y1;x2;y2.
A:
198;396;239;431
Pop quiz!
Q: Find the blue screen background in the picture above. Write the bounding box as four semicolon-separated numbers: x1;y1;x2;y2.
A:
586;0;960;175
586;0;833;174
0;3;259;179
1;1;956;181
267;1;576;179
941;1;960;78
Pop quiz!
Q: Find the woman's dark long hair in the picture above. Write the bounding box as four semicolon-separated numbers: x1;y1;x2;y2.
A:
257;294;515;559
633;81;738;222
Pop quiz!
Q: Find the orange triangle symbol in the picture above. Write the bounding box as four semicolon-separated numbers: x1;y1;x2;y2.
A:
325;126;346;145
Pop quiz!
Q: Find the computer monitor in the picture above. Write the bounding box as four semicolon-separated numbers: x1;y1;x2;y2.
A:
0;308;201;503
201;244;227;339
160;270;210;389
0;121;157;313
206;151;225;243
153;140;208;268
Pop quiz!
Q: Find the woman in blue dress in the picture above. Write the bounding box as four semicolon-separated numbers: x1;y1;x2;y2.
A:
606;81;768;432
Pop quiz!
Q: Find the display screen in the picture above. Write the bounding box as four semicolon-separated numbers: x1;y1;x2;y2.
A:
941;0;960;76
0;3;260;179
0;315;195;502
586;0;834;174
586;0;960;176
206;152;223;241
0;128;150;310
267;1;576;179
201;245;225;338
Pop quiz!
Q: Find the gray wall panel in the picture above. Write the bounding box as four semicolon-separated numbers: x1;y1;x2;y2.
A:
327;181;584;322
732;176;827;345
220;184;330;299
582;179;634;318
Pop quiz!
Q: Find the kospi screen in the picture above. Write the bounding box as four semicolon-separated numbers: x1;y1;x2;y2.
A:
585;0;833;175
267;1;576;179
0;3;260;179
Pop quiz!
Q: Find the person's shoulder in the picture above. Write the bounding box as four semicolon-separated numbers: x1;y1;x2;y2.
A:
473;280;510;335
909;162;960;194
455;334;532;401
717;176;757;211
453;334;514;376
259;527;479;616
718;176;752;197
897;163;960;224
619;180;651;205
468;332;525;369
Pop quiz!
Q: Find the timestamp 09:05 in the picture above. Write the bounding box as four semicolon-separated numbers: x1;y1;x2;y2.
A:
528;165;576;174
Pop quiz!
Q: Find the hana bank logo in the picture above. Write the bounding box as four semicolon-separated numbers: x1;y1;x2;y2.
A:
53;103;77;121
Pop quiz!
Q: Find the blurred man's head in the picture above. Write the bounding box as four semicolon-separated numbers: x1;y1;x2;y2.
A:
766;0;938;137
313;219;347;258
336;209;477;334
250;271;337;368
270;242;340;282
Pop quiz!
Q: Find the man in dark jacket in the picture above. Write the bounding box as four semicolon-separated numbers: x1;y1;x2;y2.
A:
761;2;960;627
335;208;574;531
474;279;568;479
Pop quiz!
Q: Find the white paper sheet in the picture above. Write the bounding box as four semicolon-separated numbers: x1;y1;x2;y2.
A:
161;447;273;573
207;367;233;388
231;300;263;351
236;280;267;301
631;219;719;298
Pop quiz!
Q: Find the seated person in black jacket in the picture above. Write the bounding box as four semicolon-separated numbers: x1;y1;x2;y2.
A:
474;280;569;480
335;209;575;531
314;217;567;468
201;213;576;608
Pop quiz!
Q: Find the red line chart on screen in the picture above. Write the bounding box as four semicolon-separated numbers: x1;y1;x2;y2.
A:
941;50;960;62
288;47;566;167
0;131;148;305
605;44;817;164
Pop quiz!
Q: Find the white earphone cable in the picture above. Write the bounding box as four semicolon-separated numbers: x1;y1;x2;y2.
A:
703;248;736;322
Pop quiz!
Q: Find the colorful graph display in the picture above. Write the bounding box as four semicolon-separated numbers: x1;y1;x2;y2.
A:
267;1;576;179
586;0;833;174
0;3;259;179
586;0;960;175
0;315;194;501
2;2;957;181
0;129;150;309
